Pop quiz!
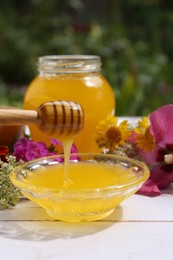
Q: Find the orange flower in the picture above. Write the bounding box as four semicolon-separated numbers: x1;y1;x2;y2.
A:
95;115;132;153
134;117;155;152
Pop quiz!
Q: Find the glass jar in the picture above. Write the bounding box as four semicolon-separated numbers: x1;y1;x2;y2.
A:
24;55;115;152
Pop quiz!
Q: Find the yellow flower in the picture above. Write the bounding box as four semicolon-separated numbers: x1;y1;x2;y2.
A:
134;117;155;152
95;115;132;153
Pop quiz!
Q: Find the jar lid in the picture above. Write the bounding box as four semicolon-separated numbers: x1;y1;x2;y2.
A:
38;55;102;74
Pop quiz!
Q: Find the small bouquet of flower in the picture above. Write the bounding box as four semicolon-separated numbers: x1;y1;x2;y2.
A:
95;104;173;197
0;137;78;209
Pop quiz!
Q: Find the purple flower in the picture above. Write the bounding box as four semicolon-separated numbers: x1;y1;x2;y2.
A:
13;138;53;162
50;138;78;153
13;137;79;163
50;138;79;160
70;143;78;154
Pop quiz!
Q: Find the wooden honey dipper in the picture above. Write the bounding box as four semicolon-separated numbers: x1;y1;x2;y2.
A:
0;101;84;136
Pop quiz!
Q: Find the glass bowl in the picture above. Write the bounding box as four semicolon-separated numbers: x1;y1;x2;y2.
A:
10;153;149;222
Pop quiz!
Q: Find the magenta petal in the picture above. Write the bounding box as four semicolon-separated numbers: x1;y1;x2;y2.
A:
50;138;78;154
136;180;161;197
150;166;173;189
50;138;62;146
70;144;78;153
138;148;158;166
149;104;173;145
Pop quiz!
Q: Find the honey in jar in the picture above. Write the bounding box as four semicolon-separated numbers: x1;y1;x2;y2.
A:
24;55;115;152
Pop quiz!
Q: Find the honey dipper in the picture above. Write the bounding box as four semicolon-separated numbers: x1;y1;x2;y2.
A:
0;101;84;136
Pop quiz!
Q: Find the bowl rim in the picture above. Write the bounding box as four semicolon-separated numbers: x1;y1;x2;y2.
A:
10;153;150;195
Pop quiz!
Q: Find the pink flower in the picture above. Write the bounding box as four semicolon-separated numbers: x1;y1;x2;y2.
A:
50;138;79;160
137;105;173;196
13;137;79;163
13;138;53;162
50;138;78;153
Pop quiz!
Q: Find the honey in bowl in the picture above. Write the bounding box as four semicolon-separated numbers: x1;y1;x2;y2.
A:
10;154;149;222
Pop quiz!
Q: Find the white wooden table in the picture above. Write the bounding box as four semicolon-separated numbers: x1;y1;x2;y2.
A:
0;185;173;260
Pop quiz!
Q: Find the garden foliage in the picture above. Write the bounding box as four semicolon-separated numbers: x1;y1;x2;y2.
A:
0;0;172;115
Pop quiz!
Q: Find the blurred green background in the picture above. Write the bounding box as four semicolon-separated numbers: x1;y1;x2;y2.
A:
0;0;173;115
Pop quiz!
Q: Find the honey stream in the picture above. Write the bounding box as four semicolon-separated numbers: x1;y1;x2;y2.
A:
61;138;74;188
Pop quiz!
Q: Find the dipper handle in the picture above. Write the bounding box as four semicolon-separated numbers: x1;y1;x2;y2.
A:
0;100;84;136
